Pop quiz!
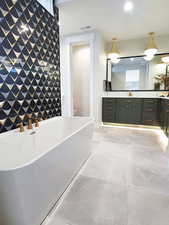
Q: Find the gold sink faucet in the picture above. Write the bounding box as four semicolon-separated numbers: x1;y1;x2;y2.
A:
128;91;133;96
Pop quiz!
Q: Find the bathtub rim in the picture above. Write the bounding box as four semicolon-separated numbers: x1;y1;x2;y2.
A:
0;116;94;172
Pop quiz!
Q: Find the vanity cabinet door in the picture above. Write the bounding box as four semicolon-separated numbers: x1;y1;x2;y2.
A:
102;98;116;123
165;102;169;136
116;99;142;124
116;99;129;124
160;99;169;135
160;99;166;130
128;99;142;124
165;111;169;137
142;99;159;126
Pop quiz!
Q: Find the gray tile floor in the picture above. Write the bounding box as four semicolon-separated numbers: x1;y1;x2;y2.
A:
45;126;169;225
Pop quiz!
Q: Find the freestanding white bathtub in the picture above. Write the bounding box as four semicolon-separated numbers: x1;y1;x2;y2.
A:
0;117;94;225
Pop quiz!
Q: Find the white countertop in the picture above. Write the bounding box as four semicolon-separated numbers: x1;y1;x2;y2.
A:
102;96;169;99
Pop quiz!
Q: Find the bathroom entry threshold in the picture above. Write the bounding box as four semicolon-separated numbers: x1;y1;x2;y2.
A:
103;122;161;130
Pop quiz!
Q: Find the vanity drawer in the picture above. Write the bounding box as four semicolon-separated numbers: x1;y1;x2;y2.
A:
103;98;115;104
142;119;159;126
142;119;156;125
118;98;141;104
142;107;157;114
143;108;156;112
104;105;114;111
102;98;116;122
102;111;115;122
143;99;158;103
102;98;116;111
103;115;115;122
142;111;159;125
143;99;158;109
142;112;156;120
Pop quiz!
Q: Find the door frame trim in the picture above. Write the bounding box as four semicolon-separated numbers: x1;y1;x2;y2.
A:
60;33;95;118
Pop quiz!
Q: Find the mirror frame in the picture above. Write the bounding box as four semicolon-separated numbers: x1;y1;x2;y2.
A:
105;52;169;92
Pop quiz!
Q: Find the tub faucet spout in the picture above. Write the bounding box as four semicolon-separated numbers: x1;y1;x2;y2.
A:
27;115;33;130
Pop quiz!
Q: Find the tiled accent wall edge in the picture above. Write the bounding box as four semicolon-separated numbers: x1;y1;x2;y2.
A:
0;0;61;133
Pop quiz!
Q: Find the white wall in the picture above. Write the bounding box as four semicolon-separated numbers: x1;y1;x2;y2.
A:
37;0;54;15
94;32;107;123
106;34;169;57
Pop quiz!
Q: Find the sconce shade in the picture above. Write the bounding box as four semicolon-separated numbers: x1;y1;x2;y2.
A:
161;55;169;64
144;55;154;61
144;32;158;56
112;58;121;64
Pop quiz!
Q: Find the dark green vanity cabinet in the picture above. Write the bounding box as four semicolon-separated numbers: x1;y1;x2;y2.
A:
102;98;160;126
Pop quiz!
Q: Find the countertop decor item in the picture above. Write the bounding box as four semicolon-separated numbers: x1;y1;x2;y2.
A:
154;73;169;90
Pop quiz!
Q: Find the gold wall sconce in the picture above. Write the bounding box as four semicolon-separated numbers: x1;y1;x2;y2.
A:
144;32;158;60
108;38;120;64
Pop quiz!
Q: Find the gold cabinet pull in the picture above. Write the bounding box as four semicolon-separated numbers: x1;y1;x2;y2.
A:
146;108;153;112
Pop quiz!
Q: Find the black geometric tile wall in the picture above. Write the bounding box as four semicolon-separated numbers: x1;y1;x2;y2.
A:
0;0;61;133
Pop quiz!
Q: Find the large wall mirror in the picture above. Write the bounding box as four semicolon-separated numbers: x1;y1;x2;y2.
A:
106;53;169;91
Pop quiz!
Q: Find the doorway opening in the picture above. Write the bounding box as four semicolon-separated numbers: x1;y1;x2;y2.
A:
71;44;91;117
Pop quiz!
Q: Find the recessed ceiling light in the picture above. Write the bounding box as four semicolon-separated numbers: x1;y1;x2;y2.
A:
124;1;133;12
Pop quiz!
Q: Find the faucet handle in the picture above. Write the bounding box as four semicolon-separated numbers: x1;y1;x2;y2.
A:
0;120;4;127
17;122;24;133
27;114;32;119
34;118;39;127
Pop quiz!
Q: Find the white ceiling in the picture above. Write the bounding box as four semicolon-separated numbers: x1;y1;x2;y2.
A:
57;0;169;41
